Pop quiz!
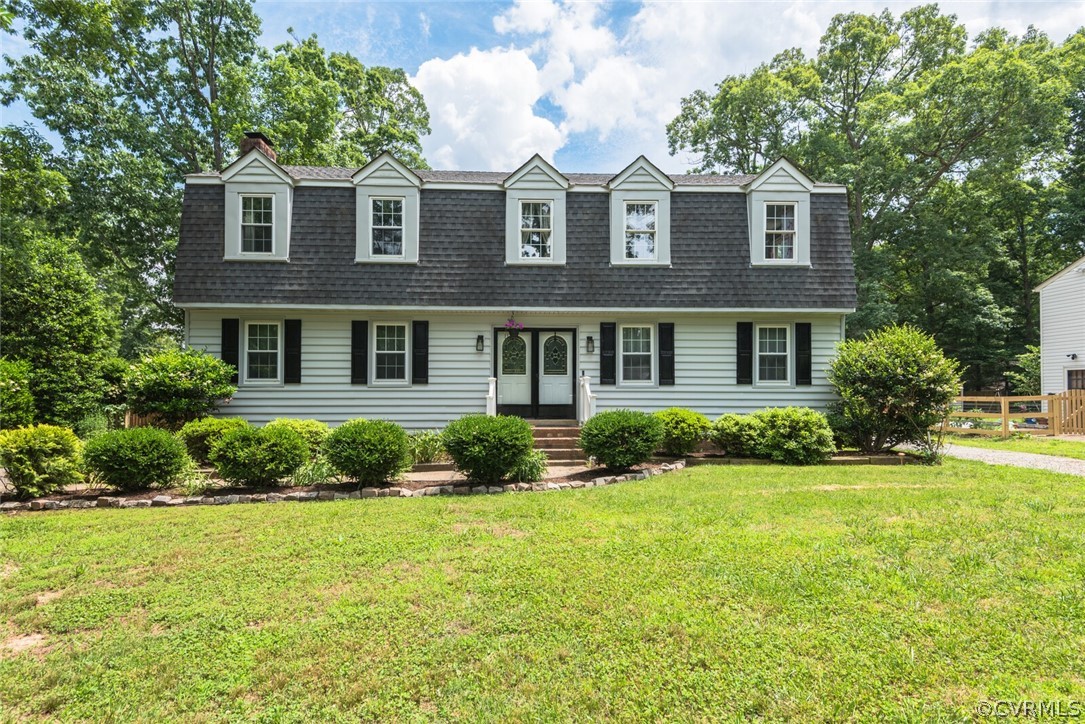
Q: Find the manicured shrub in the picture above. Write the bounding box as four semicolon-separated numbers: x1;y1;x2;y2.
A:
579;409;663;471
0;358;35;429
408;430;446;464
0;424;83;498
751;407;835;465
441;414;534;483
653;407;710;456
178;416;251;464
711;414;764;457
324;419;411;485
509;449;548;483
83;427;190;491
125;349;237;430
210;426;308;487
265;418;330;457
827;325;960;453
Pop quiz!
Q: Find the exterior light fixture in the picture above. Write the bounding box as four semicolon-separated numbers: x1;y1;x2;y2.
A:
586;336;595;353
1069;353;1079;361
476;335;485;352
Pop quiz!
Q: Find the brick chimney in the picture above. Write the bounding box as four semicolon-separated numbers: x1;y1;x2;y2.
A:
239;131;277;162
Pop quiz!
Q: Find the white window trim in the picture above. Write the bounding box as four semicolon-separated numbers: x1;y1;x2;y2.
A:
371;321;410;386
746;190;810;268
622;200;659;262
755;323;791;386
505;189;566;266
224;182;292;262
762;201;797;263
618;323;656;386
355;185;420;264
242;320;283;386
239;194;276;256
610;191;670;267
369;196;406;260
518;199;556;261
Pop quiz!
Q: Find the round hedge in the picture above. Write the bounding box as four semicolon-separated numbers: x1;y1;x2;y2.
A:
84;427;190;491
579;409;662;471
653;407;711;456
710;414;764;458
0;424;83;498
209;425;309;487
265;418;330;457
751;407;835;465
323;419;411;485
440;414;534;483
178;416;250;464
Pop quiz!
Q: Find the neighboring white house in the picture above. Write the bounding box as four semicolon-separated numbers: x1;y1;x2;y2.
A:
1036;253;1085;394
174;133;857;429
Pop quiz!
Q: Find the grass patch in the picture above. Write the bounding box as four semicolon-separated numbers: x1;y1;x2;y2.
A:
947;433;1085;461
3;460;1085;719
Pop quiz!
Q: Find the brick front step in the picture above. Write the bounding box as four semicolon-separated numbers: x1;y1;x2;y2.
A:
540;448;588;462
535;437;581;450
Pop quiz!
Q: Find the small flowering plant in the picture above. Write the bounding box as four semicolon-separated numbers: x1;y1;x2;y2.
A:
504;318;524;333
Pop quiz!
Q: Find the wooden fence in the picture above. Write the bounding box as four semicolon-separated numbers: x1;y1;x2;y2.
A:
938;390;1085;438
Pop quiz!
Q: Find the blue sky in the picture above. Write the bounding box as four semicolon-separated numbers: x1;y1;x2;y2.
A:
5;0;1084;173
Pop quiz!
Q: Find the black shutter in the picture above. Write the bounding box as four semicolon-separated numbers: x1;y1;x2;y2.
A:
221;318;240;384
795;322;812;386
737;322;753;385
412;320;429;384
284;319;302;384
351;321;368;385
658;323;675;386
600;322;617;385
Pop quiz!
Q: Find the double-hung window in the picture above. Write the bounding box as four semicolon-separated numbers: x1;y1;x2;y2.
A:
757;326;789;384
374;323;408;382
519;201;552;259
764;203;796;261
621;326;653;383
624;202;657;260
241;195;274;254
371;197;404;256
245;322;280;382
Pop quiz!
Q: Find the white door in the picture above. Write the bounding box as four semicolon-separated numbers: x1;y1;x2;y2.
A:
498;332;531;405
540;332;573;405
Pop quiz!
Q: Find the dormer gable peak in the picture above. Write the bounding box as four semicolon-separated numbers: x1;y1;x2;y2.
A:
608;155;674;190
503;154;569;190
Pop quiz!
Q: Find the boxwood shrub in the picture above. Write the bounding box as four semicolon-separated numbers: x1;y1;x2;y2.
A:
84;427;190;491
209;425;309;487
579;409;663;471
441;414;534;483
265;418;330;457
323;419;411;485
0;424;83;498
653;407;711;456
178;416;250;464
710;414;765;458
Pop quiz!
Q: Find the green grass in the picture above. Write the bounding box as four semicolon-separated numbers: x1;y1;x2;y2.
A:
947;433;1085;461
3;460;1085;720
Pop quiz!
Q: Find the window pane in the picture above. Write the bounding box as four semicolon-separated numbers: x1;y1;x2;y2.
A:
241;196;273;253
622;327;652;354
758;354;788;382
758;327;787;355
757;327;788;382
372;228;403;256
375;325;406;352
625;203;656;231
502;336;527;375
621;327;652;381
625;231;656;259
543;335;567;375
376;353;406;380
372;198;403;228
374;325;406;381
242;224;273;253
246;324;279;380
764;204;795;260
521;230;551;258
520;202;551;230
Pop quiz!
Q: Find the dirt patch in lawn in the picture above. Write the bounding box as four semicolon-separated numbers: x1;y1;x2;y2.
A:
35;591;62;606
2;632;50;657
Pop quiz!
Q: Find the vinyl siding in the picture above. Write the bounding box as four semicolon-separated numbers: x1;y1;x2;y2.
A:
1039;270;1085;393
188;309;845;429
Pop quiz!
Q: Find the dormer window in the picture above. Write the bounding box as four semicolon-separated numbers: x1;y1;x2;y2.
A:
520;201;553;259
624;201;657;260
371;197;405;257
764;203;796;261
241;195;274;254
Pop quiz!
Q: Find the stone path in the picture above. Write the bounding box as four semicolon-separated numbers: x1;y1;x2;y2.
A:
941;443;1085;478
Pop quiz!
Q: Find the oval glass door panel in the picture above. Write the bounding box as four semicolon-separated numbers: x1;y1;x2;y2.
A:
498;332;531;405
540;332;573;406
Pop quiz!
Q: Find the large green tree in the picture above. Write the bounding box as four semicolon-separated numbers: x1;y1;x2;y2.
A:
668;6;1083;388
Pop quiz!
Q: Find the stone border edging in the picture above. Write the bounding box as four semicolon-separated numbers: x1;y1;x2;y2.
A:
0;462;686;513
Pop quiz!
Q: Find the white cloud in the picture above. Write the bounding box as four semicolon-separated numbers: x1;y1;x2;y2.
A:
419;12;431;41
412;47;564;171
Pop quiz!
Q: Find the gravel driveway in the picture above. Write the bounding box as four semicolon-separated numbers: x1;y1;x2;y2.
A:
942;443;1085;477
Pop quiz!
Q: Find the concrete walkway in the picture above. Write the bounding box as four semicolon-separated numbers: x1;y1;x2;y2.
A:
941;443;1085;477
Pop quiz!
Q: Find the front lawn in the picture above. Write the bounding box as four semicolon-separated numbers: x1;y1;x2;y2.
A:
3;461;1085;720
947;433;1085;461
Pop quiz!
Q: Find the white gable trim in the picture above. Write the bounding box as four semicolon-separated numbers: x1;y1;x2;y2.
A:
503;154;569;190
1034;253;1085;292
608;155;675;190
220;149;295;186
745;157;815;193
352;152;422;188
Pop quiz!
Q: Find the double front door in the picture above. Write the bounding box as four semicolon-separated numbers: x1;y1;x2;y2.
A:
496;329;575;419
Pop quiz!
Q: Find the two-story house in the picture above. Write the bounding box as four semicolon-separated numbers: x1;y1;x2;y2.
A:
174;132;856;429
